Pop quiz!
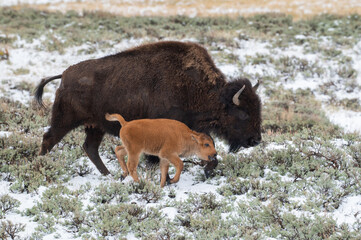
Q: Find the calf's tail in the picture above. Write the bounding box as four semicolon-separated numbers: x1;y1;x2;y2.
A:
34;74;62;109
105;113;127;127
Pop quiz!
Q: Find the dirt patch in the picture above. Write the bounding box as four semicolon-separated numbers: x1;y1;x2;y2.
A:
11;0;361;20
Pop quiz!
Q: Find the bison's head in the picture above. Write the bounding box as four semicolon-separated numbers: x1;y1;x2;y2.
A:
220;78;262;152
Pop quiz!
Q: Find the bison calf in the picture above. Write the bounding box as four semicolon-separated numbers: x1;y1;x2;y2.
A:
105;113;217;187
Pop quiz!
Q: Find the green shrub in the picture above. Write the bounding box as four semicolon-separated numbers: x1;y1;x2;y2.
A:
26;185;83;219
262;87;340;136
217;178;251;197
236;199;355;239
349;143;361;167
9;156;66;193
174;193;223;216
128;179;164;203
91;181;129;204
0;194;20;218
272;56;324;78
87;203;162;238
0;220;25;240
337;65;357;79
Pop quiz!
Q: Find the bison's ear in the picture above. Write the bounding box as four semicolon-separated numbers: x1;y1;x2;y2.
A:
253;80;260;92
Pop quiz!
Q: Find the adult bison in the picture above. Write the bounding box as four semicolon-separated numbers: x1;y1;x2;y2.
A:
35;41;261;176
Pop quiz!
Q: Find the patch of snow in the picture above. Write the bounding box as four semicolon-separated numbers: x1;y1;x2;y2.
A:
283;76;320;91
352;40;361;86
333;196;361;226
325;107;361;134
0;131;12;138
235;39;271;60
161;207;178;220
218;64;240;78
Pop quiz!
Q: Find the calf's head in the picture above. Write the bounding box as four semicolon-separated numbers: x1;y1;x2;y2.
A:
191;132;217;161
220;78;262;152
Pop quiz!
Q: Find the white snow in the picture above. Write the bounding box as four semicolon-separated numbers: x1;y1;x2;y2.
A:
218;64;240;78
333;196;361;226
0;131;12;138
325;108;361;134
160;207;178;221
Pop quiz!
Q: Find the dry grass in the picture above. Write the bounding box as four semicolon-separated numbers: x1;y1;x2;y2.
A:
11;0;361;20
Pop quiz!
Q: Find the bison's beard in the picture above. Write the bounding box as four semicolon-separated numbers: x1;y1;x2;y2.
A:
228;137;261;152
229;141;243;153
226;134;253;152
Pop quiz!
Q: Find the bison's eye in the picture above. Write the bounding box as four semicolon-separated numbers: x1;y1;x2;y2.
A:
205;143;210;147
238;110;249;120
228;107;249;120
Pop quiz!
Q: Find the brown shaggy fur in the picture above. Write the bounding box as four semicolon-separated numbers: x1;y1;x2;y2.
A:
35;41;261;176
105;113;217;187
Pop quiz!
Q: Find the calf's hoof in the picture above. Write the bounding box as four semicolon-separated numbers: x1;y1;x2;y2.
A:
166;174;171;185
120;174;128;181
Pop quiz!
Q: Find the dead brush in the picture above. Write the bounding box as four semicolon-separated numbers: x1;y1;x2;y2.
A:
0;48;9;60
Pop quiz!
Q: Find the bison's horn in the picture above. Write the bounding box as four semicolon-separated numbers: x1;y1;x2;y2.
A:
232;85;245;106
253;80;260;92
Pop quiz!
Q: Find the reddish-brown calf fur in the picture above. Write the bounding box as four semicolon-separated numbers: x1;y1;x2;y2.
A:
105;113;217;187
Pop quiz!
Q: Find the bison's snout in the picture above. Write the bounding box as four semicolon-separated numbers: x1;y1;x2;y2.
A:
248;135;261;147
208;153;217;161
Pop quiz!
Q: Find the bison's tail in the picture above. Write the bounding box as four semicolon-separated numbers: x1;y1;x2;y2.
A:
105;113;127;127
34;74;62;109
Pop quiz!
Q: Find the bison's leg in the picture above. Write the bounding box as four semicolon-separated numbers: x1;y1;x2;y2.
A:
39;95;80;155
145;154;160;166
83;127;110;175
145;155;171;181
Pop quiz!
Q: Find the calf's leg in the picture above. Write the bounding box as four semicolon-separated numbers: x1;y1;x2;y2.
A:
160;152;184;184
115;145;128;178
159;158;170;187
127;151;141;183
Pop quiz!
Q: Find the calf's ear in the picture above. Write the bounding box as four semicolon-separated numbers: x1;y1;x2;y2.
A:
191;134;200;144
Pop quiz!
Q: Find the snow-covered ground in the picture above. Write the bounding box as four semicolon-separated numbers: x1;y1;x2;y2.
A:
326;108;361;134
1;34;361;238
1;5;361;237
